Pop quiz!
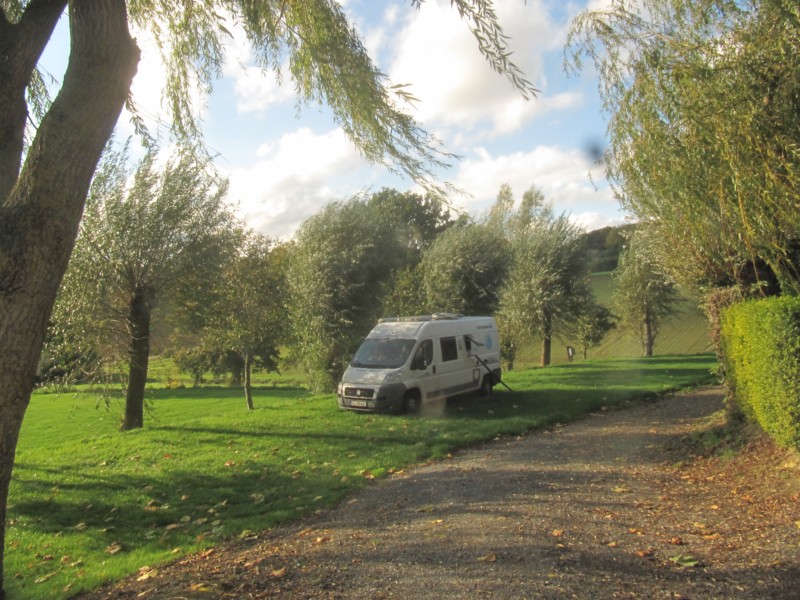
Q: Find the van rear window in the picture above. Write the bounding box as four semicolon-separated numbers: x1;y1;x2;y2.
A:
440;336;458;362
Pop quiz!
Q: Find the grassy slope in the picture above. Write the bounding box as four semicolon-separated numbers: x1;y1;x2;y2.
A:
514;272;712;369
9;355;717;599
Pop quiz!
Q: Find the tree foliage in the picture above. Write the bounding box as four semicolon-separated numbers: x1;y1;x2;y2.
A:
567;0;800;295
421;222;511;316
368;189;459;316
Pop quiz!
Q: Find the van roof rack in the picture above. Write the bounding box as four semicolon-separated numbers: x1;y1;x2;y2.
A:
379;313;464;323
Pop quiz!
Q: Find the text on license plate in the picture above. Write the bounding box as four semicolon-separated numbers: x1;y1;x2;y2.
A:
350;399;368;407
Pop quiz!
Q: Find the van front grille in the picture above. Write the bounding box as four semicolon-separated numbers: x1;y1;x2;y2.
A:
344;387;374;399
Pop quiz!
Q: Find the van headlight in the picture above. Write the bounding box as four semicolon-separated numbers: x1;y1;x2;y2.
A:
383;368;404;383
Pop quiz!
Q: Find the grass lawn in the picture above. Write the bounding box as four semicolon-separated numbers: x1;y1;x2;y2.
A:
7;354;717;599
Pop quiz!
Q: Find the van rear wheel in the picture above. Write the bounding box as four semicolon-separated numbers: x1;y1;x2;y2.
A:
478;374;494;397
403;390;421;414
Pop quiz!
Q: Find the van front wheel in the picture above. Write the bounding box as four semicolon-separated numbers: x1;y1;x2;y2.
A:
403;390;421;414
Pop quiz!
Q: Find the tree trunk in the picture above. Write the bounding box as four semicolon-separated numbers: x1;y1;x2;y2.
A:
0;2;139;595
643;316;654;357
123;287;154;430
540;314;552;367
541;336;552;367
244;352;255;411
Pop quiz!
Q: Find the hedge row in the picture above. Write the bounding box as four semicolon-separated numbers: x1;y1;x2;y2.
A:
720;296;800;449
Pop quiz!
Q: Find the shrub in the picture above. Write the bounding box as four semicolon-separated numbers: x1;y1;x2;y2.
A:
720;296;800;449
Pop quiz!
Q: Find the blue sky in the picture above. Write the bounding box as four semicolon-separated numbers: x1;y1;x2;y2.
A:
40;0;627;239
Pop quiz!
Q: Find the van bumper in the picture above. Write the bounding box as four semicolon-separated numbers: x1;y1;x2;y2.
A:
338;382;407;412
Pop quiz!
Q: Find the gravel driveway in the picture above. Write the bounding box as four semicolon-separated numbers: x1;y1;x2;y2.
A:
79;386;800;599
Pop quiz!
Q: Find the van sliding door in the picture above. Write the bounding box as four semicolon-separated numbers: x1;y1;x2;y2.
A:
437;335;472;398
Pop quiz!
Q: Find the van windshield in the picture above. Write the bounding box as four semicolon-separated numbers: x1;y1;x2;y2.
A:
350;338;416;369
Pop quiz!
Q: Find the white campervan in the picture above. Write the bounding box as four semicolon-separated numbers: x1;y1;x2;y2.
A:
337;314;502;413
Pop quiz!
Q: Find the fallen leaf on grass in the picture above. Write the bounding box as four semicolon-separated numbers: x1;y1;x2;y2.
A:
665;536;685;546
136;567;158;582
636;548;656;558
551;530;564;537
188;582;210;591
477;553;497;562
670;554;700;568
105;542;124;555
243;557;266;569
34;571;59;584
271;566;287;578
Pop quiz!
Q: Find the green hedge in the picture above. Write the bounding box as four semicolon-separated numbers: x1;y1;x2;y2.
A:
720;296;800;449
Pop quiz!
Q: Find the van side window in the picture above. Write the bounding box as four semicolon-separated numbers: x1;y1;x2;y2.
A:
440;336;458;362
412;339;433;370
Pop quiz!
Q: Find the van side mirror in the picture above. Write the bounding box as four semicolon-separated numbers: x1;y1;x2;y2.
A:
412;356;427;370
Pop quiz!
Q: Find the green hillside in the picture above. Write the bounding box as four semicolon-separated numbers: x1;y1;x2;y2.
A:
513;272;713;369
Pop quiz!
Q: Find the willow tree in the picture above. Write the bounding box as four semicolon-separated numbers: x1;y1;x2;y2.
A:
567;0;800;295
201;234;289;411
288;198;408;392
612;231;681;357
494;186;590;367
62;143;239;430
0;1;536;594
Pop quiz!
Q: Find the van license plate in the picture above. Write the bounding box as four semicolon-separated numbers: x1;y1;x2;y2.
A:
350;400;367;408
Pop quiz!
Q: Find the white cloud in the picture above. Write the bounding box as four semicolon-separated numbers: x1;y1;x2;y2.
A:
386;0;559;136
570;211;630;232
225;128;375;239
450;144;618;219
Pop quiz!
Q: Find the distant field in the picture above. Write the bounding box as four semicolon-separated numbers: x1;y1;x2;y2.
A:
514;272;712;369
9;355;717;599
